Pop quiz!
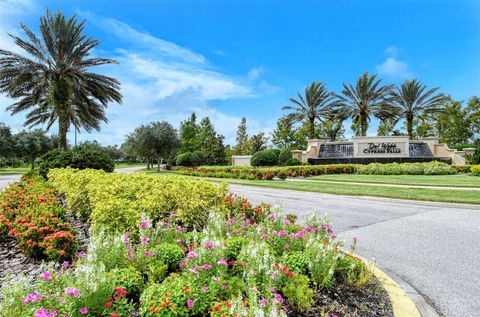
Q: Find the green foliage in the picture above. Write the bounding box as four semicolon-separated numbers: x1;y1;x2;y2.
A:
190;150;205;166
153;243;185;272
111;267;144;298
224;237;247;261
356;161;455;175
251;149;279;167
281;274;314;311
471;165;480;176
277;148;293;166
338;255;373;287
38;147;114;177
48;169;228;232
284;158;302;166
233;117;250;155
176;152;193;167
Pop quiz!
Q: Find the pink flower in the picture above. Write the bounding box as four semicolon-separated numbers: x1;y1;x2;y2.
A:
34;309;57;317
186;251;197;258
64;287;79;297
201;286;209;292
251;270;257;276
278;230;286;236
144;250;150;257
217;259;228;266
61;261;69;267
128;255;134;261
79;307;88;314
189;266;199;275
283;220;290;225
179;262;186;269
200;264;212;270
187;299;194;308
142;237;149;244
283;243;289;249
140;220;149;228
205;242;214;249
41;272;52;281
222;285;228;290
295;231;306;239
259;297;267;307
261;233;268;240
269;214;276;221
127;248;133;254
23;293;44;304
305;226;311;232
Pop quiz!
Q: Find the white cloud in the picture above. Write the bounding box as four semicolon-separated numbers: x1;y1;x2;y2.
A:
376;57;413;80
384;46;402;57
247;67;263;81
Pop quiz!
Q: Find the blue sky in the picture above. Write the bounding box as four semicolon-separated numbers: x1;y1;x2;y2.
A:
1;0;479;145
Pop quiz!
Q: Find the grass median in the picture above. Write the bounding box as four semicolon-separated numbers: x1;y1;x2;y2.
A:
0;167;31;175
307;173;480;188
145;171;480;205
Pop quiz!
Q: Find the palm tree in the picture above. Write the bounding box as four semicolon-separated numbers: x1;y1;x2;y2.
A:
282;81;338;138
337;72;395;136
391;79;446;139
0;11;122;150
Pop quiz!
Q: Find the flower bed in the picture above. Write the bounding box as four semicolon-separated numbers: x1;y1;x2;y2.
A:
176;161;456;180
48;168;228;233
0;175;77;261
0;194;392;317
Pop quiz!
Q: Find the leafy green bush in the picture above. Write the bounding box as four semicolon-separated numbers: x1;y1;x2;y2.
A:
111;266;144;298
356;161;455;175
277;148;292;166
153;243;185;272
176;152;192;166
250;149;279;167
284;158;302;166
38;147;114;177
48;168;228;232
471;165;480;176
281;274;314;311
190;150;205;166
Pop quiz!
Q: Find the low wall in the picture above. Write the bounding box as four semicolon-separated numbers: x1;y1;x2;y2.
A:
231;155;252;166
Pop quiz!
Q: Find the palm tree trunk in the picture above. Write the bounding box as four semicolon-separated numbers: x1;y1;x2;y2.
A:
58;114;69;150
31;156;35;170
360;113;368;136
308;117;316;138
406;113;414;139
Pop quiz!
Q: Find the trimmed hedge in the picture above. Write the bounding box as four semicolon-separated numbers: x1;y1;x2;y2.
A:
251;149;278;167
471;165;480;176
176;161;456;180
176;152;192;166
278;148;293;166
38;147;114;177
48;168;227;232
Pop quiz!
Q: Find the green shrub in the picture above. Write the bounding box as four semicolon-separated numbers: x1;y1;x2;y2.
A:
111;267;144;298
176;152;192;166
251;149;279;167
282;274;314;311
48;168;228;232
277;148;292;166
38;147;114;177
471;165;480;176
153;243;185;272
357;161;455;175
284;158;302;166
190;151;205;166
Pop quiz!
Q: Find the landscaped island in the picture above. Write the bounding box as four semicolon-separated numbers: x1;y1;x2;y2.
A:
0;169;393;317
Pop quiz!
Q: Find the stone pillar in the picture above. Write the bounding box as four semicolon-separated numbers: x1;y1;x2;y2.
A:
463;148;477;157
419;137;440;156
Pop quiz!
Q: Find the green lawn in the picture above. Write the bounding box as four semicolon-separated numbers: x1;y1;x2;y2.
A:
114;163;146;169
307;174;480;188
0;167;31;175
146;171;480;205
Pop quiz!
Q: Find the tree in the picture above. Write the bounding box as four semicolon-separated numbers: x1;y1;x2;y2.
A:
250;132;269;153
391;79;447;138
123;125;155;169
337;72;395;136
233;117;250;155
271;116;298;149
318;118;346;141
197;117;226;165
0;122;13;159
179;113;200;153
14;129;53;169
0;11;122;150
377;117;402;136
150;121;179;171
282;81;338;138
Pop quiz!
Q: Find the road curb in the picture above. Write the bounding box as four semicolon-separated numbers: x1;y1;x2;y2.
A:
361;257;440;317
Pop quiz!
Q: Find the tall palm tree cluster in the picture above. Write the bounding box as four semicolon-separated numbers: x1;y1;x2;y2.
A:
0;11;122;150
283;73;447;139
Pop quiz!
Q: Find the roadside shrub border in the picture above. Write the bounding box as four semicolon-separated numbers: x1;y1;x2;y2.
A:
176;161;456;180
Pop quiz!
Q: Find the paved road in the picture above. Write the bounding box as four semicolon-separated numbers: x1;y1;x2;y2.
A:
0;174;21;190
228;184;480;317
